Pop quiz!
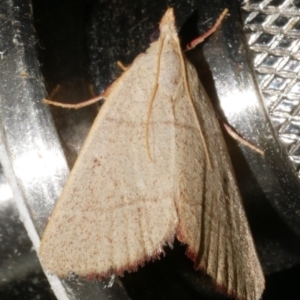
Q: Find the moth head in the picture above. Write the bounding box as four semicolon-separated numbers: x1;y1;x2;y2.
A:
159;8;177;37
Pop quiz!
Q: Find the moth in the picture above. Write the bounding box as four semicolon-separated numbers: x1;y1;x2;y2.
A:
40;8;265;300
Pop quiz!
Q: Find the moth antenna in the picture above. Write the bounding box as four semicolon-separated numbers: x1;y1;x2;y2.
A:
178;40;212;170
145;35;165;162
43;94;105;109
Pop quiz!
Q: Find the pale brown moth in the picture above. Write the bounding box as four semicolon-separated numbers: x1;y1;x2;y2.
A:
40;8;265;300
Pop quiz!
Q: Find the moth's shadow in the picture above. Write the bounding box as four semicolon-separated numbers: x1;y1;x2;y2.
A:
121;239;228;300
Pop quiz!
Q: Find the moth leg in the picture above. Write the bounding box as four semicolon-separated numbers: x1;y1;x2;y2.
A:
222;123;264;155
43;93;105;109
44;63;128;109
48;84;61;100
43;61;127;108
117;61;128;71
185;8;228;51
43;82;105;109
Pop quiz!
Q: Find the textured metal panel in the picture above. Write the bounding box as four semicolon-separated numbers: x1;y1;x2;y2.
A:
244;0;300;175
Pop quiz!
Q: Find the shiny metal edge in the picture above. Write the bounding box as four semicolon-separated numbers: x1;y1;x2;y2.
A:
0;0;130;299
200;0;300;238
243;0;300;174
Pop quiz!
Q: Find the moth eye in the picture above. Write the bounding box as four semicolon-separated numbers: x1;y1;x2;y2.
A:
150;29;160;42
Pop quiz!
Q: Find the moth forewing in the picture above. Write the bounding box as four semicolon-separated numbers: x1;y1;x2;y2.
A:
40;8;264;300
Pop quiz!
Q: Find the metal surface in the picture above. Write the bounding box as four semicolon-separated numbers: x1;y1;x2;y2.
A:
1;0;300;299
0;0;129;299
198;0;300;274
242;0;300;238
0;163;46;292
